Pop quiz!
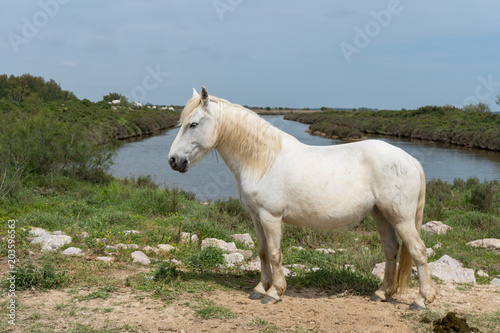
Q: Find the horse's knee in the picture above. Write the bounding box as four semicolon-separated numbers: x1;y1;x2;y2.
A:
268;250;282;265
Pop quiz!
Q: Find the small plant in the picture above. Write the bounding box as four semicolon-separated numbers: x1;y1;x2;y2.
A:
154;261;180;281
74;286;117;302
187;246;224;273
11;258;66;291
194;300;235;320
249;318;280;333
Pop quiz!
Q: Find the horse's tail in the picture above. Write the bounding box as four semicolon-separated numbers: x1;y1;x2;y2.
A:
394;159;426;293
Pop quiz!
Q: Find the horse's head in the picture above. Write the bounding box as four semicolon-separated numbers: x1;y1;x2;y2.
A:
168;86;218;173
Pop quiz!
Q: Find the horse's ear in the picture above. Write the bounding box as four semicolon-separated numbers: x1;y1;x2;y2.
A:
192;88;200;98
201;86;209;107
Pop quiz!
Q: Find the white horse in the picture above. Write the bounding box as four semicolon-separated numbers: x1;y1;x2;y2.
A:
168;87;436;309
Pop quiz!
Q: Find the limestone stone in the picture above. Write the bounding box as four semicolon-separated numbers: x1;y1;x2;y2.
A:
421;221;452;235
131;251;151;265
231;233;255;248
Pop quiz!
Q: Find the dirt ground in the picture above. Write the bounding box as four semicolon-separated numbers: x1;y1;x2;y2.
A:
8;279;500;333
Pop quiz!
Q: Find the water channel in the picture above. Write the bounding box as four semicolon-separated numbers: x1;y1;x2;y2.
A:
110;116;500;201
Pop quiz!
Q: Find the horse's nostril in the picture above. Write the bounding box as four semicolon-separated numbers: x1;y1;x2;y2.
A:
169;157;176;166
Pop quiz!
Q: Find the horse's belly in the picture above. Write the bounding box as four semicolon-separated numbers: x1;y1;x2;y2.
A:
282;200;373;230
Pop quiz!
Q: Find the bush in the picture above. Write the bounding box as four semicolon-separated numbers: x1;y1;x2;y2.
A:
10;258;66;291
187;246;224;273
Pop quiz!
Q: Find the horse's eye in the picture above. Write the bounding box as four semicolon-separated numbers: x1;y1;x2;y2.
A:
190;122;198;128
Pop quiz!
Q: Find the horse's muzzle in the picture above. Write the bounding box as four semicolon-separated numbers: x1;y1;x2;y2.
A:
169;156;189;173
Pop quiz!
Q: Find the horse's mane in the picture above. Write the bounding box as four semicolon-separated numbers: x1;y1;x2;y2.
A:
180;95;284;179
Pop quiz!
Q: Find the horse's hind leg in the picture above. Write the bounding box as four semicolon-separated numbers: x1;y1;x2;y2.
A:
393;223;436;309
248;213;272;300
370;207;399;302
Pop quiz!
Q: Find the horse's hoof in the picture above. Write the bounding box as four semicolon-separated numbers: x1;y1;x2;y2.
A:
260;296;281;305
369;294;384;302
248;291;265;300
409;302;423;310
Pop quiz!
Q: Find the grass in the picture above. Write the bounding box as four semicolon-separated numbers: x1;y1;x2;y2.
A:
193;300;236;320
0;174;499;332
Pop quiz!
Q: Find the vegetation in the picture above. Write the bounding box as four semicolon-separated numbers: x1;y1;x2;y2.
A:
0;74;179;200
0;75;498;331
285;105;500;150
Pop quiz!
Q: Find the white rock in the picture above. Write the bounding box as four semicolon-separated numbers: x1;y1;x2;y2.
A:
223;253;245;266
127;244;139;249
291;246;305;251
158;244;175;252
225;242;238;252
281;266;295;277
421;221;452;235
181;232;198;243
97;256;115;262
315;248;335;254
285;264;307;270
476;270;489;278
429;255;476;284
52;230;66;235
94;238;108;244
241;258;261;271
123;230;140;235
231;233;255;248
105;245;117;250
311;267;321;272
233;249;253;260
80;231;89;239
467;239;500;250
433;242;442;249
131;251;151;265
344;264;356;272
426;248;436;258
62;247;83;256
143;246;159;253
31;234;72;252
115;243;128;249
201;238;233;252
371;262;387;281
491;278;500;286
29;227;48;237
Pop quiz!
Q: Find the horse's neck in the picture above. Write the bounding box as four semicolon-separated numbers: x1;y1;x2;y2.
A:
214;106;283;181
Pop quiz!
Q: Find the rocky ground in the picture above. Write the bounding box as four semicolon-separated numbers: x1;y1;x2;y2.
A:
7;280;500;332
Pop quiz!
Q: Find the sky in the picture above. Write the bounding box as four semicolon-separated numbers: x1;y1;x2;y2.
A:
1;0;500;110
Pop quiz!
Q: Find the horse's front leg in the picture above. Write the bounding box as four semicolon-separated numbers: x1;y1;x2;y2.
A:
258;211;286;304
248;213;272;300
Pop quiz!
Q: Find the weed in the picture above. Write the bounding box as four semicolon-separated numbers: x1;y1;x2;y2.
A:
194;300;236;320
154;261;180;281
249;318;280;333
187;246;225;273
10;257;66;291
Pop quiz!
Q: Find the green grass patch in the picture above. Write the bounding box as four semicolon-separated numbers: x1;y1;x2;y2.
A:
193;300;236;320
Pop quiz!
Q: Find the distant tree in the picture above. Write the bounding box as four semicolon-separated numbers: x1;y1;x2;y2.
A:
0;74;75;103
265;106;271;111
102;92;126;103
463;103;491;113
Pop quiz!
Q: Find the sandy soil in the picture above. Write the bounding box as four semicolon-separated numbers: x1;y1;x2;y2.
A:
7;280;500;333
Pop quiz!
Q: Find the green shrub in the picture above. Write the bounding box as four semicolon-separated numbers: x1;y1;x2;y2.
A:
154;261;180;281
9;258;66;291
187;246;224;273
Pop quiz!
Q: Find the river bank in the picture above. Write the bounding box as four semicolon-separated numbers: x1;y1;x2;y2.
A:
285;106;500;151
